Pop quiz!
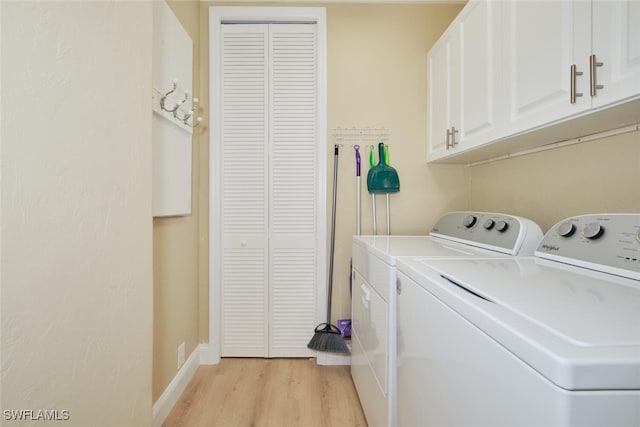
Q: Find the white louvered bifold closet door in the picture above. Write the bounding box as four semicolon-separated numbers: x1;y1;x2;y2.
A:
268;24;318;357
220;23;318;358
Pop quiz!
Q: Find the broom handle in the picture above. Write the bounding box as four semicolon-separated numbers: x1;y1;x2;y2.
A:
327;144;339;322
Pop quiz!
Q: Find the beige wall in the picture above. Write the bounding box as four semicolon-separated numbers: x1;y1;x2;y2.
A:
153;0;203;403
325;4;468;319
197;3;467;329
470;130;640;232
1;2;153;426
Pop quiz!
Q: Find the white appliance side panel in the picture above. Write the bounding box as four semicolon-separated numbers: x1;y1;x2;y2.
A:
352;238;369;282
351;333;387;427
351;269;388;427
351;271;388;394
367;251;392;301
396;271;640;427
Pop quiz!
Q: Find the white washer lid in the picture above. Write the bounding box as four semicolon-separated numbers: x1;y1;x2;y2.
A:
399;257;640;390
354;235;503;266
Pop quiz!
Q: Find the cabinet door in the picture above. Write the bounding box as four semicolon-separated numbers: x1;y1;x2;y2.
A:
457;0;503;149
591;0;640;108
502;1;591;134
427;0;503;162
427;29;459;161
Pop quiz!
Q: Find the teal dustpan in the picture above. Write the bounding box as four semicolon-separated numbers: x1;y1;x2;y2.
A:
367;142;400;194
367;142;400;234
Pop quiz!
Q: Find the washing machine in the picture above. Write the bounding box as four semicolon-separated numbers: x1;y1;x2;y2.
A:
396;213;640;427
350;211;543;427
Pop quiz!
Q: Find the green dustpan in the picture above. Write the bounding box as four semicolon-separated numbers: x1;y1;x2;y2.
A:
367;142;400;194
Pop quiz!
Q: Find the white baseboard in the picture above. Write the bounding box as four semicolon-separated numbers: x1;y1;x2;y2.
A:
152;344;207;427
199;343;219;365
315;343;352;366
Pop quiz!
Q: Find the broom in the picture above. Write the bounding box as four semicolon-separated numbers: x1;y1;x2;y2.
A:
308;144;350;354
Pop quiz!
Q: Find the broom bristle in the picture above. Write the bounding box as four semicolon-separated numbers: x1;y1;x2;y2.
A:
307;323;350;354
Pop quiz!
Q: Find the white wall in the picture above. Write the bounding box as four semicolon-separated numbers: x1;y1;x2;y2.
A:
1;2;153;426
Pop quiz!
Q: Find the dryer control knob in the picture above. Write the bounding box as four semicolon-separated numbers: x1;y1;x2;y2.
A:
583;223;604;240
495;220;509;232
463;215;477;228
636;230;640;243
557;222;576;237
483;219;495;230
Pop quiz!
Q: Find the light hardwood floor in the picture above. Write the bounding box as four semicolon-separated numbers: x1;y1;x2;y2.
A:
162;358;368;427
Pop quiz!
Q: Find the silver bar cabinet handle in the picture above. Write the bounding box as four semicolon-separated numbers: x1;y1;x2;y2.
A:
570;64;584;104
446;127;458;149
590;54;604;97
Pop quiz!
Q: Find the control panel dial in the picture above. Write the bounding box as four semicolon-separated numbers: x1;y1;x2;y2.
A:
463;215;477;228
483;219;495;230
495;221;509;233
536;214;640;281
557;222;576;237
582;223;604;240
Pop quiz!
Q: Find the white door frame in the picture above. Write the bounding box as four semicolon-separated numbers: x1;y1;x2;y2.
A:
205;6;327;364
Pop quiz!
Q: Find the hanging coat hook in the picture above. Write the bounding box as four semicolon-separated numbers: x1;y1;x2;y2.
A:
181;98;199;123
171;91;189;116
160;79;178;112
186;116;203;128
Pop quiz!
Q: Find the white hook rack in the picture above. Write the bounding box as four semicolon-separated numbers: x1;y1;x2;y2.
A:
331;126;391;146
152;79;202;133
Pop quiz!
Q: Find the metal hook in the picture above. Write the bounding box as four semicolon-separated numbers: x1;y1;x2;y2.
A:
160;79;178;112
186;116;203;128
181;98;199;123
171;91;189;116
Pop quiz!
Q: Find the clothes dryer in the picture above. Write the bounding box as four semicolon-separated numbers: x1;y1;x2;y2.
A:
396;213;640;427
351;211;543;427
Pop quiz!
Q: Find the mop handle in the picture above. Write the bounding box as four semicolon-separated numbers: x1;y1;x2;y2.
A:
369;145;376;235
355;145;361;236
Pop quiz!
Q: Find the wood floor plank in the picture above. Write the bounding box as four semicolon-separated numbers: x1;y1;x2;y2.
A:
162;358;368;427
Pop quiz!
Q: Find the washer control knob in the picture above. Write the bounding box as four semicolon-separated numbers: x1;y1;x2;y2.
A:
495;220;509;232
583;223;604;240
636;231;640;243
483;219;495;230
557;222;576;237
463;215;477;228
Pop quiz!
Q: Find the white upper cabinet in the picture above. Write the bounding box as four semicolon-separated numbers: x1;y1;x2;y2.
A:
427;0;640;163
427;0;502;162
502;1;591;133
458;0;504;146
591;0;640;109
427;29;458;160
